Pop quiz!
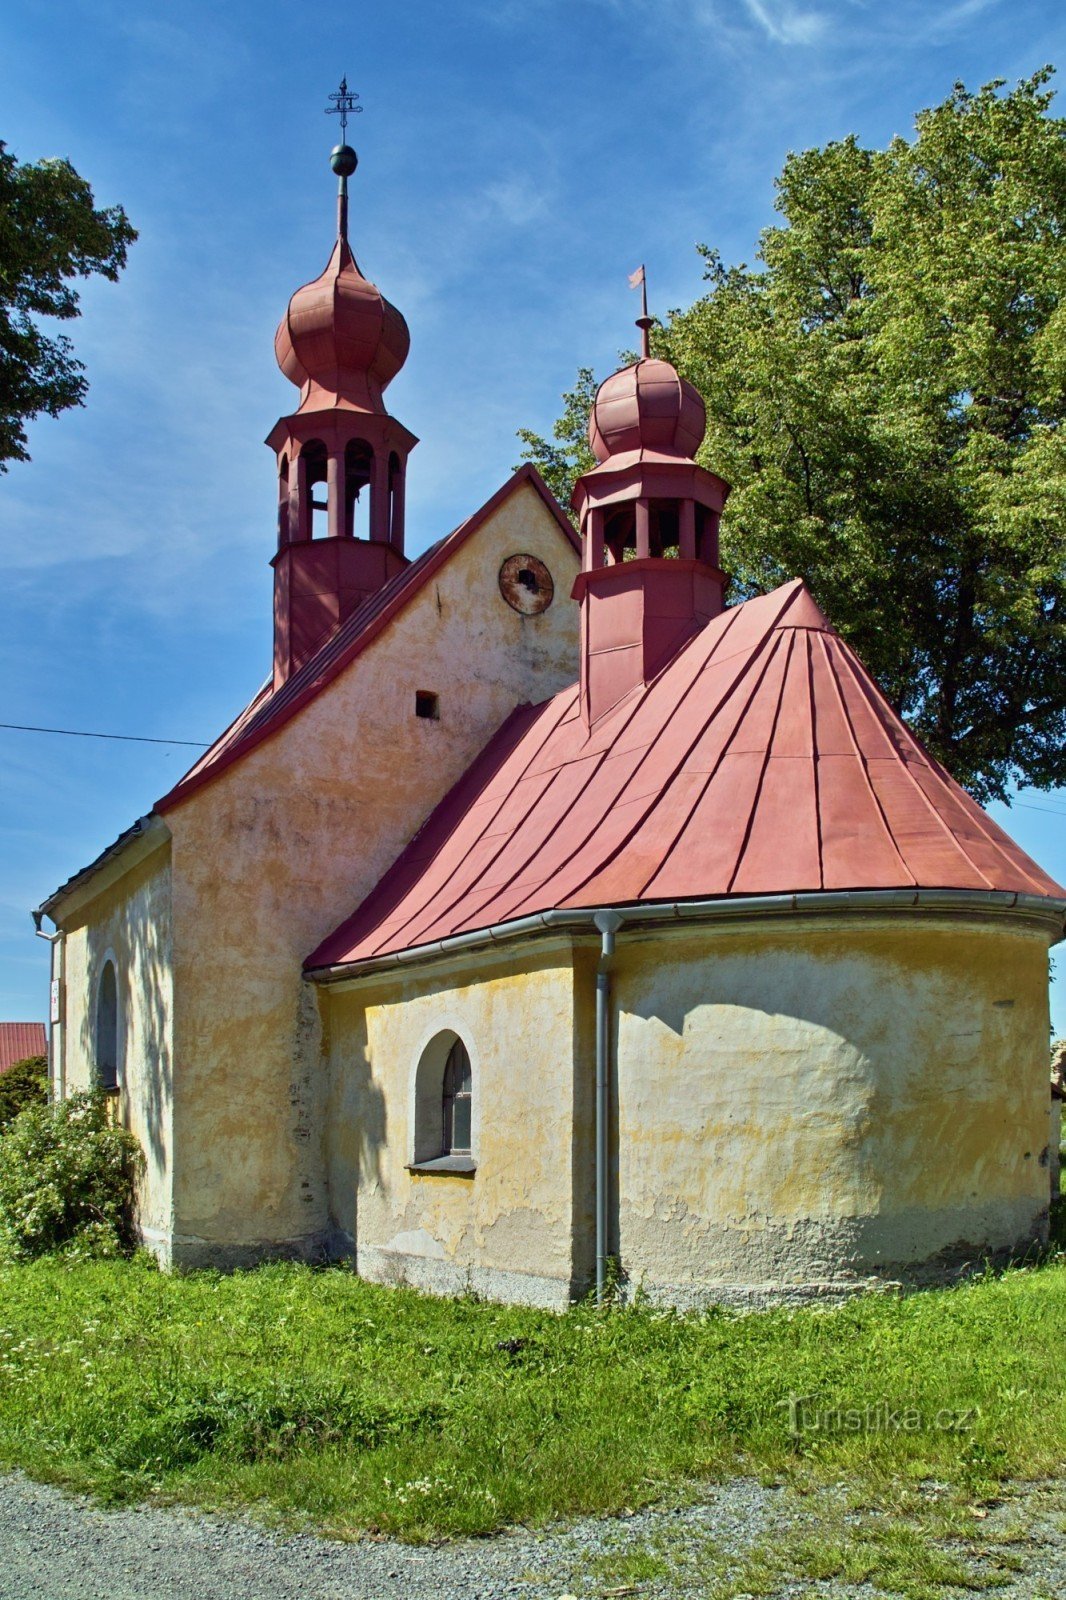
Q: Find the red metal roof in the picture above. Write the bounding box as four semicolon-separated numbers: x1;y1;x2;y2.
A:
308;578;1065;970
157;466;579;813
0;1023;46;1073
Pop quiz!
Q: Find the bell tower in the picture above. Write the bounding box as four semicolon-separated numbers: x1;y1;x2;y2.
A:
267;80;417;688
570;275;730;725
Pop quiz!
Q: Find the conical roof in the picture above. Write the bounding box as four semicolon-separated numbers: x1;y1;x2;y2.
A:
308;578;1064;969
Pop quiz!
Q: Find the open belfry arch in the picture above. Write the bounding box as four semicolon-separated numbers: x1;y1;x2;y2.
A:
33;85;1065;1303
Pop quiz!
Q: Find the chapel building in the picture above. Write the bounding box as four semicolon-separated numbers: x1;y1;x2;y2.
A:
35;133;1066;1307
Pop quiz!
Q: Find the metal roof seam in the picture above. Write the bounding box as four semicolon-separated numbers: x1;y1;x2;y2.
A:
803;630;826;892
833;632;997;891
636;626;796;902
815;628;917;887
725;630;795;895
516;603;781;911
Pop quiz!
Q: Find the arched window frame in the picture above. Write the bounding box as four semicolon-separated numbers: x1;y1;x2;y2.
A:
94;953;122;1094
408;1026;477;1176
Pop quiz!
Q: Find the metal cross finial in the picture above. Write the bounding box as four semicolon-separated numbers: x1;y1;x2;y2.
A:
325;75;363;139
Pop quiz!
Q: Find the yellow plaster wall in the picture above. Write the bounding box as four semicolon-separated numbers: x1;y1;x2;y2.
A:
165;482;580;1262
610;916;1054;1299
325;948;582;1305
55;845;174;1247
320;910;1052;1307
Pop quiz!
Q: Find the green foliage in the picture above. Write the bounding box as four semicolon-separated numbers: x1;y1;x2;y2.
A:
520;72;1066;802
0;141;136;469
0;1257;1062;1541
0;1091;142;1261
516;365;598;510
0;1054;46;1132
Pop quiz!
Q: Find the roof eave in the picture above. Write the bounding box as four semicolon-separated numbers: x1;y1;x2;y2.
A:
34;813;171;929
305;886;1066;987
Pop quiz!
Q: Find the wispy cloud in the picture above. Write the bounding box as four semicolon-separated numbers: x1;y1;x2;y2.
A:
741;0;829;45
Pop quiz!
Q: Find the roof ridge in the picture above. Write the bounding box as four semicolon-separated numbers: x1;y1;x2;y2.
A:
726;631;795;893
831;634;997;890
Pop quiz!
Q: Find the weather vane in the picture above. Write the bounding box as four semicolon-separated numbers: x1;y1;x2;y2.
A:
325;76;363;140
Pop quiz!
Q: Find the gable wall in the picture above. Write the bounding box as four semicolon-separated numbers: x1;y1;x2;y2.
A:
164;482;580;1263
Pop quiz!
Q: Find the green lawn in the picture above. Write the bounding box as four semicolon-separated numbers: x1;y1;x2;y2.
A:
0;1256;1063;1543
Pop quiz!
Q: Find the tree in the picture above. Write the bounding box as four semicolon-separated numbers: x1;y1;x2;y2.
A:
0;142;136;470
0;1054;46;1132
519;72;1066;802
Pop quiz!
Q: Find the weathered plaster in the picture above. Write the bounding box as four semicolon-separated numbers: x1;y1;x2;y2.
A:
53;840;174;1251
325;945;582;1307
610;917;1053;1302
163;481;580;1264
322;910;1054;1308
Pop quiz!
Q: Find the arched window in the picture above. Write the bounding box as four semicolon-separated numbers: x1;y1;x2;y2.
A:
95;960;120;1092
442;1038;472;1155
411;1031;476;1171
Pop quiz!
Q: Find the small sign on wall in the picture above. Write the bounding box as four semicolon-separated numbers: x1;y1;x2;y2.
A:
50;980;61;1024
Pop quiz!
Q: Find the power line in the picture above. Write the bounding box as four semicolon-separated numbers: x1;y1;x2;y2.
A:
0;722;208;749
1012;801;1066;818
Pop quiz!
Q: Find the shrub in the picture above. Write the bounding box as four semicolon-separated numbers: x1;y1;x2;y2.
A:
0;1091;142;1261
0;1054;47;1132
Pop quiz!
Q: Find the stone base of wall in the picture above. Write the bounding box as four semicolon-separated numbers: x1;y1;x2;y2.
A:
142;1226;339;1273
614;1229;1051;1312
356;1244;573;1309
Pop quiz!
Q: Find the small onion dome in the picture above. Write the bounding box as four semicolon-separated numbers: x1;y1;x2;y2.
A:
274;238;410;412
588;357;706;463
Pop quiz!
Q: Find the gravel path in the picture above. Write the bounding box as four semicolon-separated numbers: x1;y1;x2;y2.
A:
1;1471;1063;1600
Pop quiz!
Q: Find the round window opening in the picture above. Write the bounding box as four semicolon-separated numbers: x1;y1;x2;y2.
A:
499;554;554;615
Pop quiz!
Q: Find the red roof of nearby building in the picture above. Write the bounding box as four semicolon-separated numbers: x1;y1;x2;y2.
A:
307;578;1065;970
157;466;579;813
0;1023;46;1073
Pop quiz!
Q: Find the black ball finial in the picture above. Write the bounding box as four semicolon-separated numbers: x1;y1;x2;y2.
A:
330;144;358;178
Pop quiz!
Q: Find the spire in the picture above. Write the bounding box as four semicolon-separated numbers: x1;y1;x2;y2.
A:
325;75;361;243
265;84;418;689
629;263;652;359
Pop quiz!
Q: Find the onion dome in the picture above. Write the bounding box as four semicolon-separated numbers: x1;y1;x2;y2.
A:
274;239;409;414
588;357;706;463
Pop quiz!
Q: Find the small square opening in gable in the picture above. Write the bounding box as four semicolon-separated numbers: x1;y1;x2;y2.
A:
415;690;440;721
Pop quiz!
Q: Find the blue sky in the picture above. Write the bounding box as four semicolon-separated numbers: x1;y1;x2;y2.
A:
1;0;1064;1033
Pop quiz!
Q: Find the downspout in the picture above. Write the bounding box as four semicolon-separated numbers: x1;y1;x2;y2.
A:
594;909;625;1303
32;912;65;1102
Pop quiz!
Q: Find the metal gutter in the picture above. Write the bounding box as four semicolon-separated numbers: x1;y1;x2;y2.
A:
306;888;1066;985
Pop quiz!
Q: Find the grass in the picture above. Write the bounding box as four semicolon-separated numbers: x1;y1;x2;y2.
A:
566;1478;1066;1600
0;1255;1063;1548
